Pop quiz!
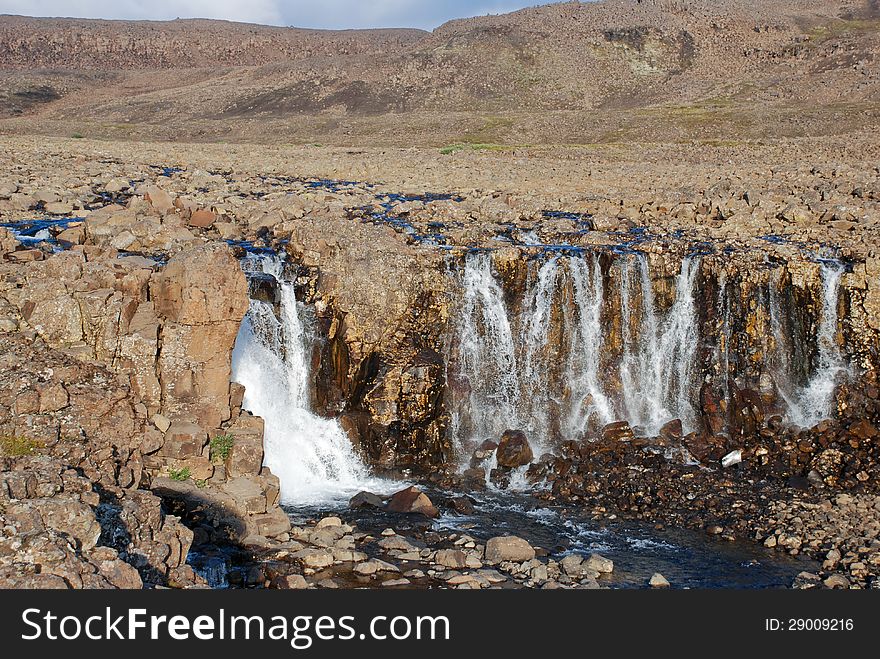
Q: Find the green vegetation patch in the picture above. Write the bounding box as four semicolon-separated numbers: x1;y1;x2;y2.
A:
440;142;513;155
169;466;192;482
0;435;42;457
210;434;235;463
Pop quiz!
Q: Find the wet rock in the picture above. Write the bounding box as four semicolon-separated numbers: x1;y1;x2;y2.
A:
484;535;535;564
444;495;475;515
602;421;634;443
659;419;683;441
721;449;742;468
387;486;439;518
649;573;670;588
349;491;384;510
354;559;399;576
496;429;534;468
382;578;411;587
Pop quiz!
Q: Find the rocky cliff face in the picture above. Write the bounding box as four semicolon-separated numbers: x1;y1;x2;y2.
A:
284;214;451;471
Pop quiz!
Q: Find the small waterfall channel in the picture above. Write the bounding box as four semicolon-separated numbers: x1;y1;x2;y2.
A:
231;254;397;506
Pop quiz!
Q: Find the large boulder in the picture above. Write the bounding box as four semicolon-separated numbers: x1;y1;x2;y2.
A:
496;429;533;468
386;486;439;518
484;535;535;564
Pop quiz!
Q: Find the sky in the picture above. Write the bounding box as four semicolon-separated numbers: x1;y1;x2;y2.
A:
0;1;548;30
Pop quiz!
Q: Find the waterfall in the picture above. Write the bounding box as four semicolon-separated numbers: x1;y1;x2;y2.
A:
564;254;614;436
451;252;522;452
231;255;395;506
618;254;701;435
772;261;848;428
450;250;703;458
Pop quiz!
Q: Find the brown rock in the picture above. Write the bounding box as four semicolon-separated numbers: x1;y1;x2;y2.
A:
144;186;175;213
225;412;264;477
387;486;438;518
188;209;217;228
602;421;635;443
484;535;535;564
496;429;533;468
159;422;208;458
38;383;69;413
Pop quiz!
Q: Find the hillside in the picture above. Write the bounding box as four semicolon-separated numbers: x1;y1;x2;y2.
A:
0;0;878;145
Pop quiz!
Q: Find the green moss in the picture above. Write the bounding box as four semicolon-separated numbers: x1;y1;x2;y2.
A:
440;142;514;155
0;435;42;457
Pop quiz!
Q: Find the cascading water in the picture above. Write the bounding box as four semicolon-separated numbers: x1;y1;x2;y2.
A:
231;255;396;506
771;261;848;428
618;254;701;435
450;250;703;458
451;249;851;466
452;252;522;448
563;255;615;437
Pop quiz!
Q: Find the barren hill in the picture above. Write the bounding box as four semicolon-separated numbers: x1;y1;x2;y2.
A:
0;0;878;145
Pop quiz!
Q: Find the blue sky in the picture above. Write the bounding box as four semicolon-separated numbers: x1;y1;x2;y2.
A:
0;1;550;30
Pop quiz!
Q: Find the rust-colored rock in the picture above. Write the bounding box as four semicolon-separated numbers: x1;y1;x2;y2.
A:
386;486;438;518
496;429;534;468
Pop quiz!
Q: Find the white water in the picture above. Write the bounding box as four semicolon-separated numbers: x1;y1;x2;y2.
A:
618;254;701;435
231;256;397;506
451;251;703;457
771;261;848;428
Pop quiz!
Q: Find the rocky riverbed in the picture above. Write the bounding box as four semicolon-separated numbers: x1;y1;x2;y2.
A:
1;136;878;589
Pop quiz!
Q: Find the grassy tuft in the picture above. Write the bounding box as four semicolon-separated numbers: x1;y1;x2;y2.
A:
169;466;191;482
0;435;42;457
210;434;235;463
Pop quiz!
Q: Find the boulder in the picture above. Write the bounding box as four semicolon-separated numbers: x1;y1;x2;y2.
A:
386;486;438;518
484;535;535;564
434;549;468;569
144;185;175;213
350;491;384;509
584;553;614;574
188;209;217;229
496;429;533;468
649;573;670;588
